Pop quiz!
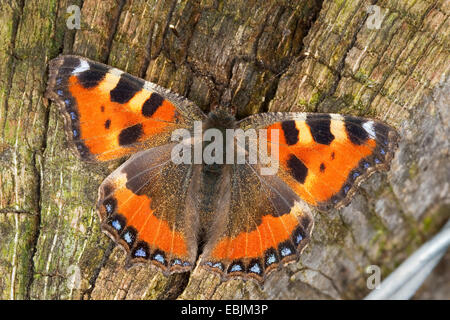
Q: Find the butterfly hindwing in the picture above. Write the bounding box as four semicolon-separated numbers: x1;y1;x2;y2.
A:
199;161;314;282
97;143;199;273
46;55;205;162
238;112;399;210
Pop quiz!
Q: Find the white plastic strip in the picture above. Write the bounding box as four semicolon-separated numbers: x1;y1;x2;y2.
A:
365;219;450;300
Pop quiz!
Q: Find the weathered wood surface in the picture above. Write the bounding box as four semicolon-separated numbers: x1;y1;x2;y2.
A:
0;0;448;300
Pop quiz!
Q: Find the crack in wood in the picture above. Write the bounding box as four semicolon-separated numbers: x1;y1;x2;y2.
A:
82;241;115;300
25;94;51;299
292;266;343;297
149;0;178;61
105;0;126;64
0;208;34;215
316;0;369;111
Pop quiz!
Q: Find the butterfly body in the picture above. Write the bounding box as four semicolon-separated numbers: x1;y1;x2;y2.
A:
46;55;399;283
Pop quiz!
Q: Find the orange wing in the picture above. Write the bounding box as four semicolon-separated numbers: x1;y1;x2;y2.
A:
199;162;314;283
97;144;199;272
46;55;204;161
239;112;399;210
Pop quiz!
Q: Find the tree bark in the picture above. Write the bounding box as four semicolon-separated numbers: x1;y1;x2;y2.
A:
0;0;448;300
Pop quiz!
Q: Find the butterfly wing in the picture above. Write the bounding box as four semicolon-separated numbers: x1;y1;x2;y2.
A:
97;143;199;273
199;160;313;282
46;55;205;162
238;112;399;210
200;112;398;282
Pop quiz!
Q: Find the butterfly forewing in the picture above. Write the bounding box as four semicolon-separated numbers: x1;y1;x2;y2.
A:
238;112;399;210
46;55;205;162
97;143;200;273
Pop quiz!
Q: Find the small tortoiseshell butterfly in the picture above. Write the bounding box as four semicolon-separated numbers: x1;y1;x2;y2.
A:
45;55;399;283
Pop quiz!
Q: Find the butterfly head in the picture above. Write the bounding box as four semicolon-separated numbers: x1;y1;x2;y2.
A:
207;105;236;129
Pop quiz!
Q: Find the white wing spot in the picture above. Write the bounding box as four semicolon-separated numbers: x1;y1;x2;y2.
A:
230;264;242;272
154;254;165;263
112;220;121;231
363;121;376;138
124;232;132;244
330;114;344;121
281;247;292;257
135;248;146;257
250;263;261;274
72;60;89;74
110;68;124;77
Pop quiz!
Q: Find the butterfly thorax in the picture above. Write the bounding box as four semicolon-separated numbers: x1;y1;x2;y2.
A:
202;108;236;168
196;108;236;235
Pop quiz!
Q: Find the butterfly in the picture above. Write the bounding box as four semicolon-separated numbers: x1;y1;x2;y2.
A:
45;55;399;283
